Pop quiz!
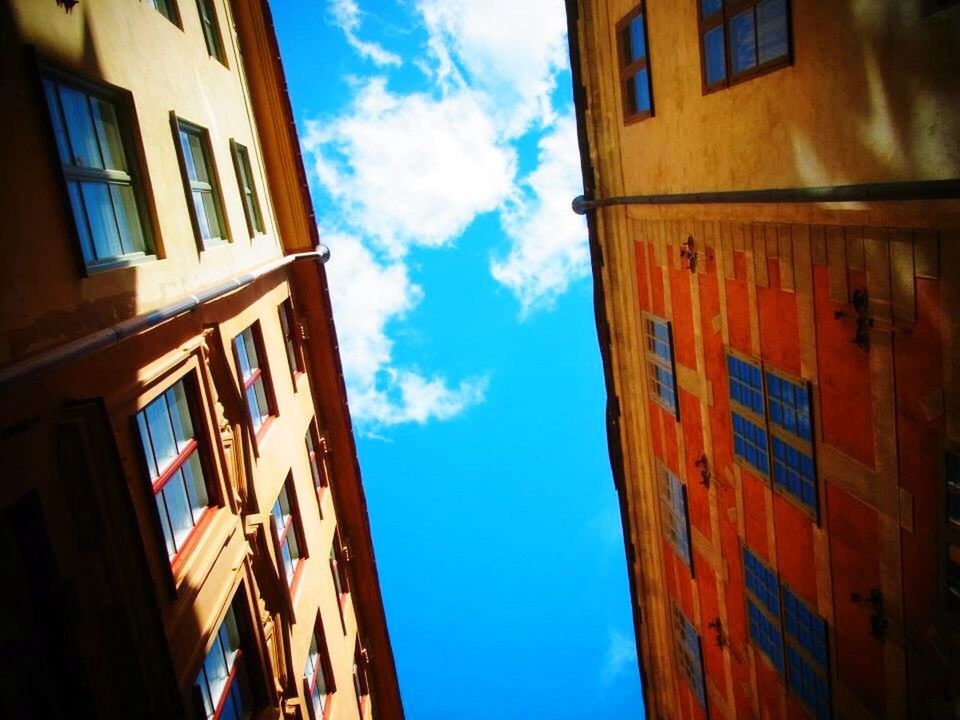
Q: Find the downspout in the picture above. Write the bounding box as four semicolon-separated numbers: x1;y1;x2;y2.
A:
0;248;329;387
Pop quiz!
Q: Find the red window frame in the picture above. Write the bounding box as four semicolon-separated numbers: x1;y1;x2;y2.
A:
233;322;277;442
135;374;218;574
303;614;336;720
279;297;305;381
272;473;307;591
193;599;256;720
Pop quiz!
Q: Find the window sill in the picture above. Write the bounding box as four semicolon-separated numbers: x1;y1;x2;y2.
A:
85;252;158;275
254;415;278;448
201;237;231;251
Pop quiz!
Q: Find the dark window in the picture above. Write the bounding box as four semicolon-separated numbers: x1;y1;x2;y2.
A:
304;617;334;719
617;4;654;121
194;602;253;720
306;419;329;494
233;323;276;438
135;377;213;563
147;0;178;23
947;449;960;526
279;298;305;379
271;475;305;586
767;372;817;512
330;531;351;606
230;141;264;235
743;546;784;672
728;353;770;476
42;73;152;270
783;586;830;719
698;0;791;92
671;605;707;706
173;117;228;248
196;0;225;61
353;641;370;715
948;545;960;615
644;315;679;418
659;463;693;570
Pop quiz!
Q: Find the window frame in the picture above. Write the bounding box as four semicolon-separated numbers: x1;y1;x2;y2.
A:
171;113;230;251
781;582;831;718
306;418;330;504
657;461;694;573
671;604;707;707
230;140;265;237
232;322;278;444
742;545;786;674
697;0;793;95
616;3;655;123
39;66;156;274
303;614;336;720
330;528;352;632
279;297;306;382
643;313;680;420
727;349;771;478
765;367;819;519
145;0;181;25
270;473;308;591
134;372;219;576
195;0;227;63
352;640;370;716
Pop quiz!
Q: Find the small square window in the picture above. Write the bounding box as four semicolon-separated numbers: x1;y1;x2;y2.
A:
135;376;214;565
271;474;306;587
42;73;153;271
231;141;264;236
233;323;276;438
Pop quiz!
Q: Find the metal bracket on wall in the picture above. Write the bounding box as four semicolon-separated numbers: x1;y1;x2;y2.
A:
680;236;699;273
707;617;726;648
833;288;872;351
850;588;887;640
694;454;712;488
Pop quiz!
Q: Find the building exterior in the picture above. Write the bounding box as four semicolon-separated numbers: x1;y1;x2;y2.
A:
0;1;402;718
567;1;960;718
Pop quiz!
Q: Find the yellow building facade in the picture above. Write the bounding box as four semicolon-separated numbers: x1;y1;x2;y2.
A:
0;1;402;718
568;1;960;718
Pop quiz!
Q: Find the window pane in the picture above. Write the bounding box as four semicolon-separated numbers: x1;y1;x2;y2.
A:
81;182;123;261
43;79;71;164
164;472;194;552
67;181;96;263
201;190;223;240
730;9;758;74
633;69;651;113
91;97;127;172
242;329;259;370
58;85;102;169
628;15;646;62
188;132;211;183
111;184;147;255
253;378;270;422
155;497;176;556
193;190;213;240
235;334;252;378
144;394;178;473
168;382;195;449
704;26;727;85
182;452;209;518
180;130;199;181
701;0;723;18
757;0;789;64
246;386;263;430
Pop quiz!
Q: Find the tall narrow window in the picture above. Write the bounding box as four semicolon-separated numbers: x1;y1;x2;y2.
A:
617;4;654;121
767;371;817;514
136;377;213;564
173;116;227;248
42;74;151;271
644;314;679;419
272;475;306;586
671;605;707;706
147;0;178;23
304;619;334;719
728;353;770;476
306;420;329;495
658;463;693;571
230;141;264;236
743;546;784;672
698;0;791;92
279;298;305;379
233;323;275;438
196;0;225;61
330;532;350;602
353;642;370;715
782;586;830;719
947;449;960;527
194;602;253;720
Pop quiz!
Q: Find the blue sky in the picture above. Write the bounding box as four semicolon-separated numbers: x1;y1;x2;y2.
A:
270;2;644;717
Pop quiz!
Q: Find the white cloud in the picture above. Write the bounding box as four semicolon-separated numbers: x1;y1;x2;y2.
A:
491;114;589;315
302;78;516;256
330;0;403;67
602;629;637;685
417;0;569;136
323;231;487;429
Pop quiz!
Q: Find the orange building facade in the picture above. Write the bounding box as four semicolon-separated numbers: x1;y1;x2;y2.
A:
0;1;401;718
568;1;960;718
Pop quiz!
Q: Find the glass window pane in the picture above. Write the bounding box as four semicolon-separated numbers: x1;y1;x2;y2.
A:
145;394;178;472
67;181;96;263
730;9;757;74
633;68;651;113
43;80;71;164
180;130;199;181
701;0;723;17
58;85;102;169
111;184;147;255
704;26;727;85
253;379;270;422
246;386;263;430
81;182;123;261
154;495;177;556
201;191;223;240
235;335;252;378
183;452;209;516
242;330;259;370
757;0;788;64
189;133;211;183
193;190;213;240
91;97;127;172
137;412;159;479
628;15;646;62
164;473;194;552
169;382;195;448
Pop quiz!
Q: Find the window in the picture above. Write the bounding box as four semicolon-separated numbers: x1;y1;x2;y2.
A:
304;620;334;719
671;605;706;706
194;602;253;720
306;420;329;495
767;372;817;512
698;0;791;92
783;587;830;719
728;353;770;476
353;642;370;715
146;0;178;22
330;532;350;602
271;475;305;586
233;323;275;438
279;298;305;379
230;141;264;235
644;315;679;418
173;116;227;248
42;73;151;271
658;463;693;570
136;377;213;564
743;546;784;672
196;0;225;61
617;4;654;121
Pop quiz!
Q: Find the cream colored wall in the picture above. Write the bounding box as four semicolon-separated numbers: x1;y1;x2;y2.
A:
1;0;283;362
595;0;960;196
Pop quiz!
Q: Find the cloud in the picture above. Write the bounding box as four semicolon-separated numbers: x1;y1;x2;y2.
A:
303;78;516;256
491;114;589;315
322;231;487;429
602;629;637;685
330;0;403;67
417;0;569;136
